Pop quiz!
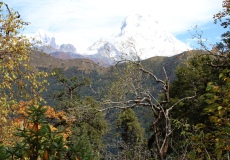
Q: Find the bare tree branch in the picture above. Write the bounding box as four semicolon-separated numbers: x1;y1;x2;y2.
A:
100;60;197;159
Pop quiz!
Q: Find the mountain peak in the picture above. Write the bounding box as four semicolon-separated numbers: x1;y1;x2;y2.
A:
34;29;57;49
59;44;77;53
31;29;78;54
87;14;191;65
116;14;162;38
122;14;159;28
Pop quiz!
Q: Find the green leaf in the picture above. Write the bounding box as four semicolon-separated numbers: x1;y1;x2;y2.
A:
217;106;222;110
219;73;224;78
52;142;58;148
206;82;213;91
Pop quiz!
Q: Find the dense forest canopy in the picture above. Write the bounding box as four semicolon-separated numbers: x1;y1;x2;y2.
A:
0;0;229;159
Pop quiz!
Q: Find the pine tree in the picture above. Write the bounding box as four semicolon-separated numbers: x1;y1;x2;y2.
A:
116;108;145;159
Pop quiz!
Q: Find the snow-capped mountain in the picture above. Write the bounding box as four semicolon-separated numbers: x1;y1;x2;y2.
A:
85;39;122;66
34;29;58;52
59;44;77;53
33;29;77;54
32;14;191;66
86;14;191;65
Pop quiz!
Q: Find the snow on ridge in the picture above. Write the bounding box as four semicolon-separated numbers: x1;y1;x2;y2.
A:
116;14;162;38
34;29;58;49
87;13;191;63
30;29;78;54
28;14;191;66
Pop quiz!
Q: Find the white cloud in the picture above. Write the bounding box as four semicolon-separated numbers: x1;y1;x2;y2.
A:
3;0;223;52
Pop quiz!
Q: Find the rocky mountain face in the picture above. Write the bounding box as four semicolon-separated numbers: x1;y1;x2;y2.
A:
32;14;191;66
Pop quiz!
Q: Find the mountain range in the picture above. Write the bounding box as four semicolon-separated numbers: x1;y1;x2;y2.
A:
32;14;191;66
33;29;78;54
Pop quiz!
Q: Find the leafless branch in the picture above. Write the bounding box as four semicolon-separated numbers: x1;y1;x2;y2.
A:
101;60;198;159
139;67;165;84
167;94;196;112
4;3;11;15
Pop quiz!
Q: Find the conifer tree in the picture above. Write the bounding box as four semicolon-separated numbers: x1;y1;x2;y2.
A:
116;108;145;159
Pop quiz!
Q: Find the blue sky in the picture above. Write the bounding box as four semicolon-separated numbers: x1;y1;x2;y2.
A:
2;0;226;52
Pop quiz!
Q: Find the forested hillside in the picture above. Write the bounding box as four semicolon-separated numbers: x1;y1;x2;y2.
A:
29;50;189;106
0;1;229;160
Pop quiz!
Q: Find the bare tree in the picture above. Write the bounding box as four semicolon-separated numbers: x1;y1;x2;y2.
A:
98;61;196;159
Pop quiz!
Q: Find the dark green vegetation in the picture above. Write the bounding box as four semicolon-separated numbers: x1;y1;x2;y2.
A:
0;1;229;160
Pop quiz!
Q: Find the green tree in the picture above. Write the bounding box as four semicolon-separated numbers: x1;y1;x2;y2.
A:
5;105;68;160
69;97;107;158
116;108;145;159
52;68;91;109
52;69;107;159
0;104;95;160
169;2;230;157
117;108;144;146
169;53;223;159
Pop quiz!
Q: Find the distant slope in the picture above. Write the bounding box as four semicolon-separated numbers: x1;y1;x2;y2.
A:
30;50;194;81
141;52;186;81
50;52;85;60
29;51;108;74
29;50;196;106
29;51;109;105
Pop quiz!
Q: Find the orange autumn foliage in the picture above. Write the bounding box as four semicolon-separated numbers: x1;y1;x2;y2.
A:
1;101;75;146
